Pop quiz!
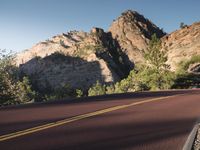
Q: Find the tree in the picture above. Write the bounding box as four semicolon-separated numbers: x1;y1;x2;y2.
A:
180;22;187;29
142;34;175;90
0;49;36;106
16;77;36;103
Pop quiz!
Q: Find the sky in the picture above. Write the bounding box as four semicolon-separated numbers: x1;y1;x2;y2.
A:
0;0;200;52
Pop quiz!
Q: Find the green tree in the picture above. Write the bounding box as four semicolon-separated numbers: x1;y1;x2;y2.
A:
0;49;36;106
16;77;36;103
143;34;175;90
180;22;187;29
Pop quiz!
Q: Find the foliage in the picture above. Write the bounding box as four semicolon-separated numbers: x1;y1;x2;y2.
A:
177;55;200;75
88;81;106;96
0;49;36;106
180;22;187;29
74;44;105;58
44;84;74;101
142;34;174;90
173;55;200;88
144;34;168;70
15;77;36;103
106;65;175;93
76;89;83;98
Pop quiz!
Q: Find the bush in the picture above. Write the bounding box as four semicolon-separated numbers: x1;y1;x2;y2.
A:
178;55;200;74
88;81;106;96
44;84;74;101
76;89;83;98
173;55;200;88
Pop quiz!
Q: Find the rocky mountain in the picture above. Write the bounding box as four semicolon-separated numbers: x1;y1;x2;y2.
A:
15;10;200;92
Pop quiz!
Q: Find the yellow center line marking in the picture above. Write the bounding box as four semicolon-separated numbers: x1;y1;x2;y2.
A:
0;95;178;141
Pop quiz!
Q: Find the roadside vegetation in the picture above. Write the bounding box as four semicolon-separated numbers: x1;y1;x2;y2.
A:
172;55;200;89
0;50;36;106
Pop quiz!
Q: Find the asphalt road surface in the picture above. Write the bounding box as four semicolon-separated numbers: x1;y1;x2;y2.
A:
0;90;200;150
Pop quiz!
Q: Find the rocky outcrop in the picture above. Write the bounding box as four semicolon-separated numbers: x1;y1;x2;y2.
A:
162;22;200;70
19;53;119;92
17;28;133;91
109;10;166;64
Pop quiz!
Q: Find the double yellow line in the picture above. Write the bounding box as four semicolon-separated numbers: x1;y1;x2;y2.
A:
0;95;176;142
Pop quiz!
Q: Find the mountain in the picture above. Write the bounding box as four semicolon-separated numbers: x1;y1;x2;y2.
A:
15;10;200;92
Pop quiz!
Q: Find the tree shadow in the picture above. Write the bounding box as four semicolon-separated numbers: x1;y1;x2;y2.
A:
172;74;200;89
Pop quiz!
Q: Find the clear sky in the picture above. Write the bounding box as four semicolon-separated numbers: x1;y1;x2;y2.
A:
0;0;200;52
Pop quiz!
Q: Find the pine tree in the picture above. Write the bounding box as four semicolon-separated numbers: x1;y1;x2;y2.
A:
143;34;174;90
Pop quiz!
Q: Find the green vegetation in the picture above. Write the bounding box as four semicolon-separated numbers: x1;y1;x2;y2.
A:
142;34;175;90
76;89;83;98
0;49;36;106
180;22;187;29
173;55;200;88
74;44;105;58
177;55;200;74
43;84;76;101
88;81;106;96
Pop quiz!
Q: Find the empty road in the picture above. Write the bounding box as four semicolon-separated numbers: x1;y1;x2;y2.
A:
0;90;200;150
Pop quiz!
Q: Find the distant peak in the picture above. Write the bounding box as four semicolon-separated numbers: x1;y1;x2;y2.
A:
120;10;145;20
121;10;139;16
110;10;166;39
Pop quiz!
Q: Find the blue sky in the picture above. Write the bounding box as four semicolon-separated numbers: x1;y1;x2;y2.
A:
0;0;200;52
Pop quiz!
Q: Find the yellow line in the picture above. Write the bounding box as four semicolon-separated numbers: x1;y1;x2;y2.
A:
0;95;177;141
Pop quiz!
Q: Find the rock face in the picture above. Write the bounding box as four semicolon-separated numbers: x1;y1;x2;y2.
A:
109;10;166;64
17;28;133;91
162;22;200;70
15;10;200;91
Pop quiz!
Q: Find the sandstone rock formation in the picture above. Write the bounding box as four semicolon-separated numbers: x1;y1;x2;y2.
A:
109;10;165;64
162;22;200;70
17;28;132;91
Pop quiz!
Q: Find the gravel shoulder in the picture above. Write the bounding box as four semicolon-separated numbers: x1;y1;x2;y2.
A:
193;124;200;150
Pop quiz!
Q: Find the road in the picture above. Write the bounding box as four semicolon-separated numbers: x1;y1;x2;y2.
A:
0;90;200;150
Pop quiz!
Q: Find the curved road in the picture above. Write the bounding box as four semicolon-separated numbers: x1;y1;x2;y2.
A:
0;90;200;150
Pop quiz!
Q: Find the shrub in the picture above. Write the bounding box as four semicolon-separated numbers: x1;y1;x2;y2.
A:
178;55;200;74
88;81;106;96
76;89;83;98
